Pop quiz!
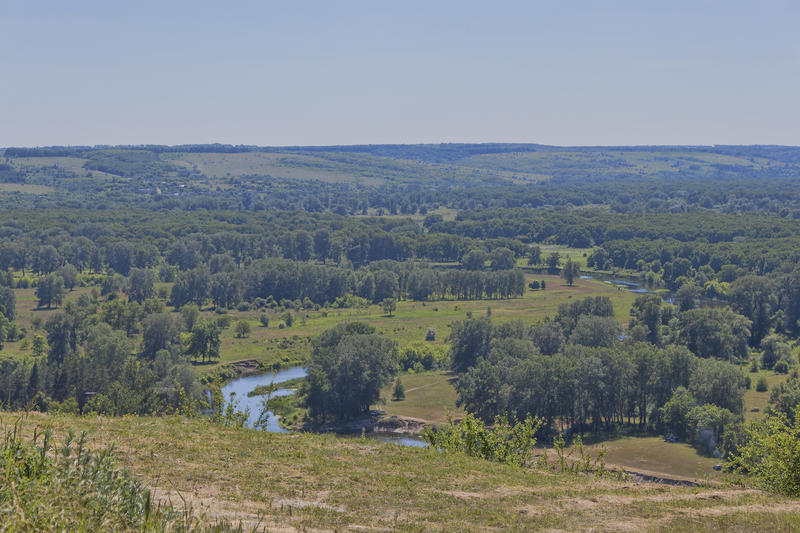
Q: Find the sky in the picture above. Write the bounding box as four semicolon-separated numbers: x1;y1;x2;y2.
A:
2;1;799;147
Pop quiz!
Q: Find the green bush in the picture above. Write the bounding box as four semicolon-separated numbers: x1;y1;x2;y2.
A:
727;405;800;496
392;377;405;401
399;342;450;371
421;412;543;467
756;376;769;392
234;319;251;338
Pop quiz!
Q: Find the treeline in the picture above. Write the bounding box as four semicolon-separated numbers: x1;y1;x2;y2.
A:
427;208;800;291
0;209;528;275
169;259;525;308
590;237;800;287
430;209;800;246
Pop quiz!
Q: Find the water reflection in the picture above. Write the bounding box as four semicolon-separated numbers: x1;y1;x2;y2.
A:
221;367;307;432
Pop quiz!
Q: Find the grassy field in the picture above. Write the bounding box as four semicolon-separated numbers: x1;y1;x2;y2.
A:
379;370;462;424
0;183;55;194
166;152;382;185
2;411;797;532
743;369;789;422
582;436;722;482
535;244;597;269
206;273;635;375
3;273;636;378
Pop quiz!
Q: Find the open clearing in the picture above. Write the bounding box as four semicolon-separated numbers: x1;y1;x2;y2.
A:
743;369;789;422
379;370;462;424
582;436;722;482
0;183;55;194
166;152;380;184
183;273;635;376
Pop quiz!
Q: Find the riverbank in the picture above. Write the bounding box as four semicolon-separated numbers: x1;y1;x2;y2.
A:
294;409;429;436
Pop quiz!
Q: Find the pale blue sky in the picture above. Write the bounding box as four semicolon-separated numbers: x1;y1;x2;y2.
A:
2;1;799;147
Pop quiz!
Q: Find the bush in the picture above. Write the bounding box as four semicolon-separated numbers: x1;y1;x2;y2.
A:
421;413;543;466
381;298;397;316
236;301;252;312
399;342;450;371
727;405;800;496
425;328;436;341
392;377;405;401
259;313;270;327
234;319;251;338
775;360;790;374
756;376;769;392
332;293;370;309
180;304;200;331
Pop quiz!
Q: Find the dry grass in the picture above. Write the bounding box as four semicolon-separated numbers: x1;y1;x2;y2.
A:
2;412;798;532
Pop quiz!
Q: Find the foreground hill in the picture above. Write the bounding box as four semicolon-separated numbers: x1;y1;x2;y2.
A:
4;412;799;532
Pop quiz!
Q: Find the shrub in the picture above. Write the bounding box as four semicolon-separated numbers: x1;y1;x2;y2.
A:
399;342;450;371
756;376;769;392
775;360;790;374
180;304;201;331
392;377;405;401
381;297;397;316
332;293;370;309
422;413;543;466
259;313;270;327
727;405;800;496
425;328;436;341
234;320;251;338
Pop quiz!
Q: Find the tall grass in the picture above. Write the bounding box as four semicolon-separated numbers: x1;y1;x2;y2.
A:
0;416;257;532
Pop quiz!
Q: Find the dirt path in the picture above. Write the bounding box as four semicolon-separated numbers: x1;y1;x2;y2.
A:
404;376;456;394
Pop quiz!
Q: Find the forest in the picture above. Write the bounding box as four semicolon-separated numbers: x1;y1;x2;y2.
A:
2;143;800;501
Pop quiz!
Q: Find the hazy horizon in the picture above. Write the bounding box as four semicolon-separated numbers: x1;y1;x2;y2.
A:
3;1;799;147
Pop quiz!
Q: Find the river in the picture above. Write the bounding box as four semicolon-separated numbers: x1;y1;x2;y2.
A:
580;274;673;301
221;366;308;432
220;367;426;446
